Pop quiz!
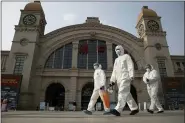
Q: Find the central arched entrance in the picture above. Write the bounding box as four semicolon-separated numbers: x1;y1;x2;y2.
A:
45;83;65;110
123;84;138;111
81;82;102;110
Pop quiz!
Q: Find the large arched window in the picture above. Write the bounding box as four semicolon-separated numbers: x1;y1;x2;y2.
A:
77;40;107;70
45;43;72;69
112;44;138;70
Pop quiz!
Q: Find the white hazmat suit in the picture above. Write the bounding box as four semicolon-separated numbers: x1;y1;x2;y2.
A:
143;64;164;112
87;64;110;112
110;45;138;113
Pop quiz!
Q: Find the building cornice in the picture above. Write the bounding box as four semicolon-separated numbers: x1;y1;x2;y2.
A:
42;23;142;45
144;30;166;36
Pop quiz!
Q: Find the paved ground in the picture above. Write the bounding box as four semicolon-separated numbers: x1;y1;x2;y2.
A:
2;110;184;123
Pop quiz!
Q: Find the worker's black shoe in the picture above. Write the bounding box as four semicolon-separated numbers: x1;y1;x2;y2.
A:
103;111;112;115
157;110;164;113
130;109;139;115
83;110;92;115
110;109;120;116
147;109;154;114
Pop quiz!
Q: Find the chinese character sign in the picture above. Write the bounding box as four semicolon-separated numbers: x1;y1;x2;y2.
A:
1;74;22;109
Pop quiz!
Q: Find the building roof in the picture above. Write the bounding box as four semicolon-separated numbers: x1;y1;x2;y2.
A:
137;6;158;24
24;1;43;11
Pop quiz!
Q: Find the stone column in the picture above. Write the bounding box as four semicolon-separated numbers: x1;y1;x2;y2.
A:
63;76;77;110
72;41;79;68
76;90;82;110
106;42;113;70
64;91;70;111
70;77;77;101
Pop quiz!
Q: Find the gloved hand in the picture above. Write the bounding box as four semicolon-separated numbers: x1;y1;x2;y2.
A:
100;86;105;90
109;82;115;87
146;79;150;84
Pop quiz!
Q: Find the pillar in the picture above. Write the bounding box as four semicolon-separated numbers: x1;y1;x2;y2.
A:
76;90;81;110
144;102;147;111
70;77;77;101
72;41;79;68
106;42;113;70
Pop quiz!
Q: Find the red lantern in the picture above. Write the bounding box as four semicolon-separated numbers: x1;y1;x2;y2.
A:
79;42;88;54
97;46;105;53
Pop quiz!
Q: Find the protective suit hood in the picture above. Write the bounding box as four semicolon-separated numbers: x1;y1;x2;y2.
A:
145;64;154;71
150;64;154;70
115;45;124;56
98;64;102;69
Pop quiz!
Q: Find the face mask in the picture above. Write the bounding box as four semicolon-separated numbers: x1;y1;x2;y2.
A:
146;68;150;72
116;49;121;56
94;66;98;70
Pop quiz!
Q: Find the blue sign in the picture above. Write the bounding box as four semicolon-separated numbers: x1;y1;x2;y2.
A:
40;102;45;110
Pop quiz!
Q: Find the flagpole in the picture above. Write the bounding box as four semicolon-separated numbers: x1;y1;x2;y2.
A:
97;40;98;63
87;40;88;70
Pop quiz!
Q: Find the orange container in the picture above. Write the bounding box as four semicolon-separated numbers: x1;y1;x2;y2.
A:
100;90;110;108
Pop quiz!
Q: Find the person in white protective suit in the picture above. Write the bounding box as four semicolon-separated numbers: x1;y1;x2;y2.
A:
109;45;139;116
143;64;164;114
83;63;111;115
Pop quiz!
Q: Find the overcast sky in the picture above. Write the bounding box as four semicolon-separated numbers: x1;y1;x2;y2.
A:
2;1;184;55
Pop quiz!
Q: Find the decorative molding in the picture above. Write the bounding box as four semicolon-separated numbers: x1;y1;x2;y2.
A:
15;25;39;32
144;30;166;36
13;52;28;60
155;56;167;60
144;45;169;50
89;31;96;37
42;24;141;43
155;43;162;50
20;38;29;46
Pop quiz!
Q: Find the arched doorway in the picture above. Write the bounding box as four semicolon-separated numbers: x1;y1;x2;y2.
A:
81;82;102;110
123;84;138;111
45;83;65;110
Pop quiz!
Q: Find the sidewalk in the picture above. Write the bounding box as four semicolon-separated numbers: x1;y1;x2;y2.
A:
2;110;184;123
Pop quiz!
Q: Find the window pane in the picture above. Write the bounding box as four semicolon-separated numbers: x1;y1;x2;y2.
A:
157;60;167;77
45;43;72;69
176;62;180;67
45;53;54;68
63;43;72;69
54;48;63;68
88;40;97;69
98;40;107;70
78;40;87;69
14;55;25;74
